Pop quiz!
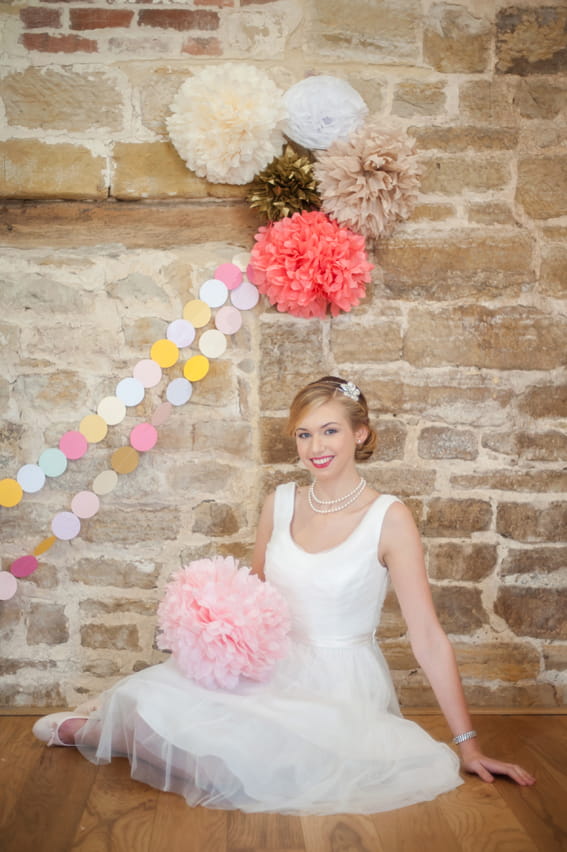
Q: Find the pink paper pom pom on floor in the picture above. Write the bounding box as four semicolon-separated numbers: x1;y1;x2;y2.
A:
156;556;290;690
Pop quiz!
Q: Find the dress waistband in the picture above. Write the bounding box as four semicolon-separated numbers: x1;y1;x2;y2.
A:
291;630;375;649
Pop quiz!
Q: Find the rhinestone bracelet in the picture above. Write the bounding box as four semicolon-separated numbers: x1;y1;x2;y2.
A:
453;730;477;745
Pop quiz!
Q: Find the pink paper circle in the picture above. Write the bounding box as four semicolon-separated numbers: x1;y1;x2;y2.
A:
246;263;256;284
130;422;158;452
230;281;260;311
214;262;243;290
0;571;18;601
133;359;162;389
71;490;100;519
167;319;195;348
51;511;81;541
59;430;88;460
151;402;173;427
215;305;242;335
10;554;39;579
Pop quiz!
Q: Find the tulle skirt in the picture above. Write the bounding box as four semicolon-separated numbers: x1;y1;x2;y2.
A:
75;639;463;814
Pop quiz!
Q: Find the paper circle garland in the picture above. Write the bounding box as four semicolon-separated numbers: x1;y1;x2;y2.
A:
0;572;18;601
116;377;145;408
133;359;162;389
38;448;68;477
71;490;100;519
111;447;139;475
166;378;193;407
10;555;39;578
199;329;227;359
92;469;118;495
184;355;210;382
151;402;173;427
215;306;242;335
79;414;108;443
150;339;179;369
199;279;228;309
16;464;46;494
183;300;211;328
130;423;158;452
230;281;260;311
59;430;88;461
34;536;56;556
0;478;24;507
97;396;126;426
51;511;81;541
167;319;195;348
215;263;243;290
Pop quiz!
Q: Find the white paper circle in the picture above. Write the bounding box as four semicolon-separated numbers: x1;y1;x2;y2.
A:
230;281;260;311
71;490;100;519
92;469;118;496
198;329;227;358
97;395;127;426
167;318;196;348
199;278;228;308
231;252;251;271
16;463;46;493
166;378;193;407
116;377;145;407
133;359;162;388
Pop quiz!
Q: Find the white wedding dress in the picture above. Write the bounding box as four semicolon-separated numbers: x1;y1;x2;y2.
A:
75;482;463;814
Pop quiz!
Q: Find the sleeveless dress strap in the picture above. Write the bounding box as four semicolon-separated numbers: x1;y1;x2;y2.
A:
272;482;296;532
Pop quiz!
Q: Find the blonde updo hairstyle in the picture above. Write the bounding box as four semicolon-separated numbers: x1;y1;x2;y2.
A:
287;376;377;462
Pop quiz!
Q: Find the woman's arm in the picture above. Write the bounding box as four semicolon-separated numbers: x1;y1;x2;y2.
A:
380;501;535;787
250;491;275;580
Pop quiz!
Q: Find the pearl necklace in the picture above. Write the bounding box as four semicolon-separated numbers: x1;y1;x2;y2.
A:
308;477;366;514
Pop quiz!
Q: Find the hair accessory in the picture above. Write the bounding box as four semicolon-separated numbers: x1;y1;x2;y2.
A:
452;730;477;745
338;381;360;402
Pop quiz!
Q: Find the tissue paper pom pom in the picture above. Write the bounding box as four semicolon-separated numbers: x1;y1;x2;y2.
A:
167;64;287;185
250;210;374;319
248;145;321;221
157;556;290;690
314;120;422;239
283;76;368;150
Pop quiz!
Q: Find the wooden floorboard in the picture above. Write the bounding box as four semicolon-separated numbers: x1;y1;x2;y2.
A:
0;714;565;852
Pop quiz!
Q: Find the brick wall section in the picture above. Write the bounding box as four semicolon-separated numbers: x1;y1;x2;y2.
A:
0;0;566;709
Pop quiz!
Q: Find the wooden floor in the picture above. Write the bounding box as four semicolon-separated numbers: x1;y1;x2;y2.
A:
1;713;565;852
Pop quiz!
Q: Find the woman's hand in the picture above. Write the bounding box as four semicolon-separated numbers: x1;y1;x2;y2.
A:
460;745;536;786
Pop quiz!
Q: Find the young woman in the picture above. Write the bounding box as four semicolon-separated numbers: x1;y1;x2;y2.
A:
33;375;534;813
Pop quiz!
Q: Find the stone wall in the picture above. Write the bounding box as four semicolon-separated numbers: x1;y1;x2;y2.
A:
1;0;566;709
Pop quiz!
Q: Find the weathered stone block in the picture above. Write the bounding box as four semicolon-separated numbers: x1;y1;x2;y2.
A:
1;68;124;132
260;416;296;464
83;506;181;544
495;587;567;639
309;0;421;63
192;500;239;537
516;157;567;219
543;647;567;671
453;642;540;682
518;383;567;419
0;140;106;199
411;203;455;222
391;80;446;116
17;370;88;412
513;78;567;119
411;125;519;152
467;202;516;225
367;469;435;499
497;502;567;543
26;603;69;645
259;321;324;408
80;599;157;616
431;585;487;633
424;499;492;537
540;240;567;298
496;6;567;75
424;3;491;73
168;460;233;496
131;67;193;137
374;421;407;462
427;542;496;581
81;623;141;650
452;470;567;493
111;142;209;200
418;426;477;460
459;79;518;126
501;546;567;576
378;231;533;300
330;318;403;363
420;155;511;194
404;306;566;371
482;430;567;462
193;420;253;458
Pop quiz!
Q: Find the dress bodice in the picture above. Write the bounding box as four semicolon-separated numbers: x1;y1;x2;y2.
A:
264;483;400;646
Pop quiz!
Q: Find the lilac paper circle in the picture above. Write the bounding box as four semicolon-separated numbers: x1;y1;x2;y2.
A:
71;490;100;519
51;511;81;541
10;555;39;579
215;305;242;335
199;278;228;308
133;359;162;389
167;319;196;348
116;377;145;407
17;463;46;493
130;423;158;452
59;430;88;460
214;263;243;291
0;571;18;601
166;378;193;407
230;281;260;311
38;448;68;478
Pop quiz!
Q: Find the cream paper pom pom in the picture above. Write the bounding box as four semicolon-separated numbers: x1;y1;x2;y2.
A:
167;64;287;185
282;75;368;150
314;120;422;239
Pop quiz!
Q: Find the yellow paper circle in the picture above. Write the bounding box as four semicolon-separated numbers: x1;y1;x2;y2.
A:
33;535;56;556
79;414;108;444
183;299;211;328
184;355;210;382
111;447;140;475
150;338;179;369
0;478;23;508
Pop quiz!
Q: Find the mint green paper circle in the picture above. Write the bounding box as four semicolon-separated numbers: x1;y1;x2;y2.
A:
38;448;68;478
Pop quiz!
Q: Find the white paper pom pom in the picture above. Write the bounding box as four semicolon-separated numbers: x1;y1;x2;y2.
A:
167;64;287;185
282;75;368;150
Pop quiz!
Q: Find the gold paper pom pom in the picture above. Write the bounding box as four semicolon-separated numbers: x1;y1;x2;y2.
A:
248;145;321;222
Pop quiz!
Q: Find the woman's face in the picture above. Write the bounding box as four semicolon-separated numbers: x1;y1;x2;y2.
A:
293;399;367;479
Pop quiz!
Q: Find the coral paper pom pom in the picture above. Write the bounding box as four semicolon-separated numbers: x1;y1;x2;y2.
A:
156;556;290;690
